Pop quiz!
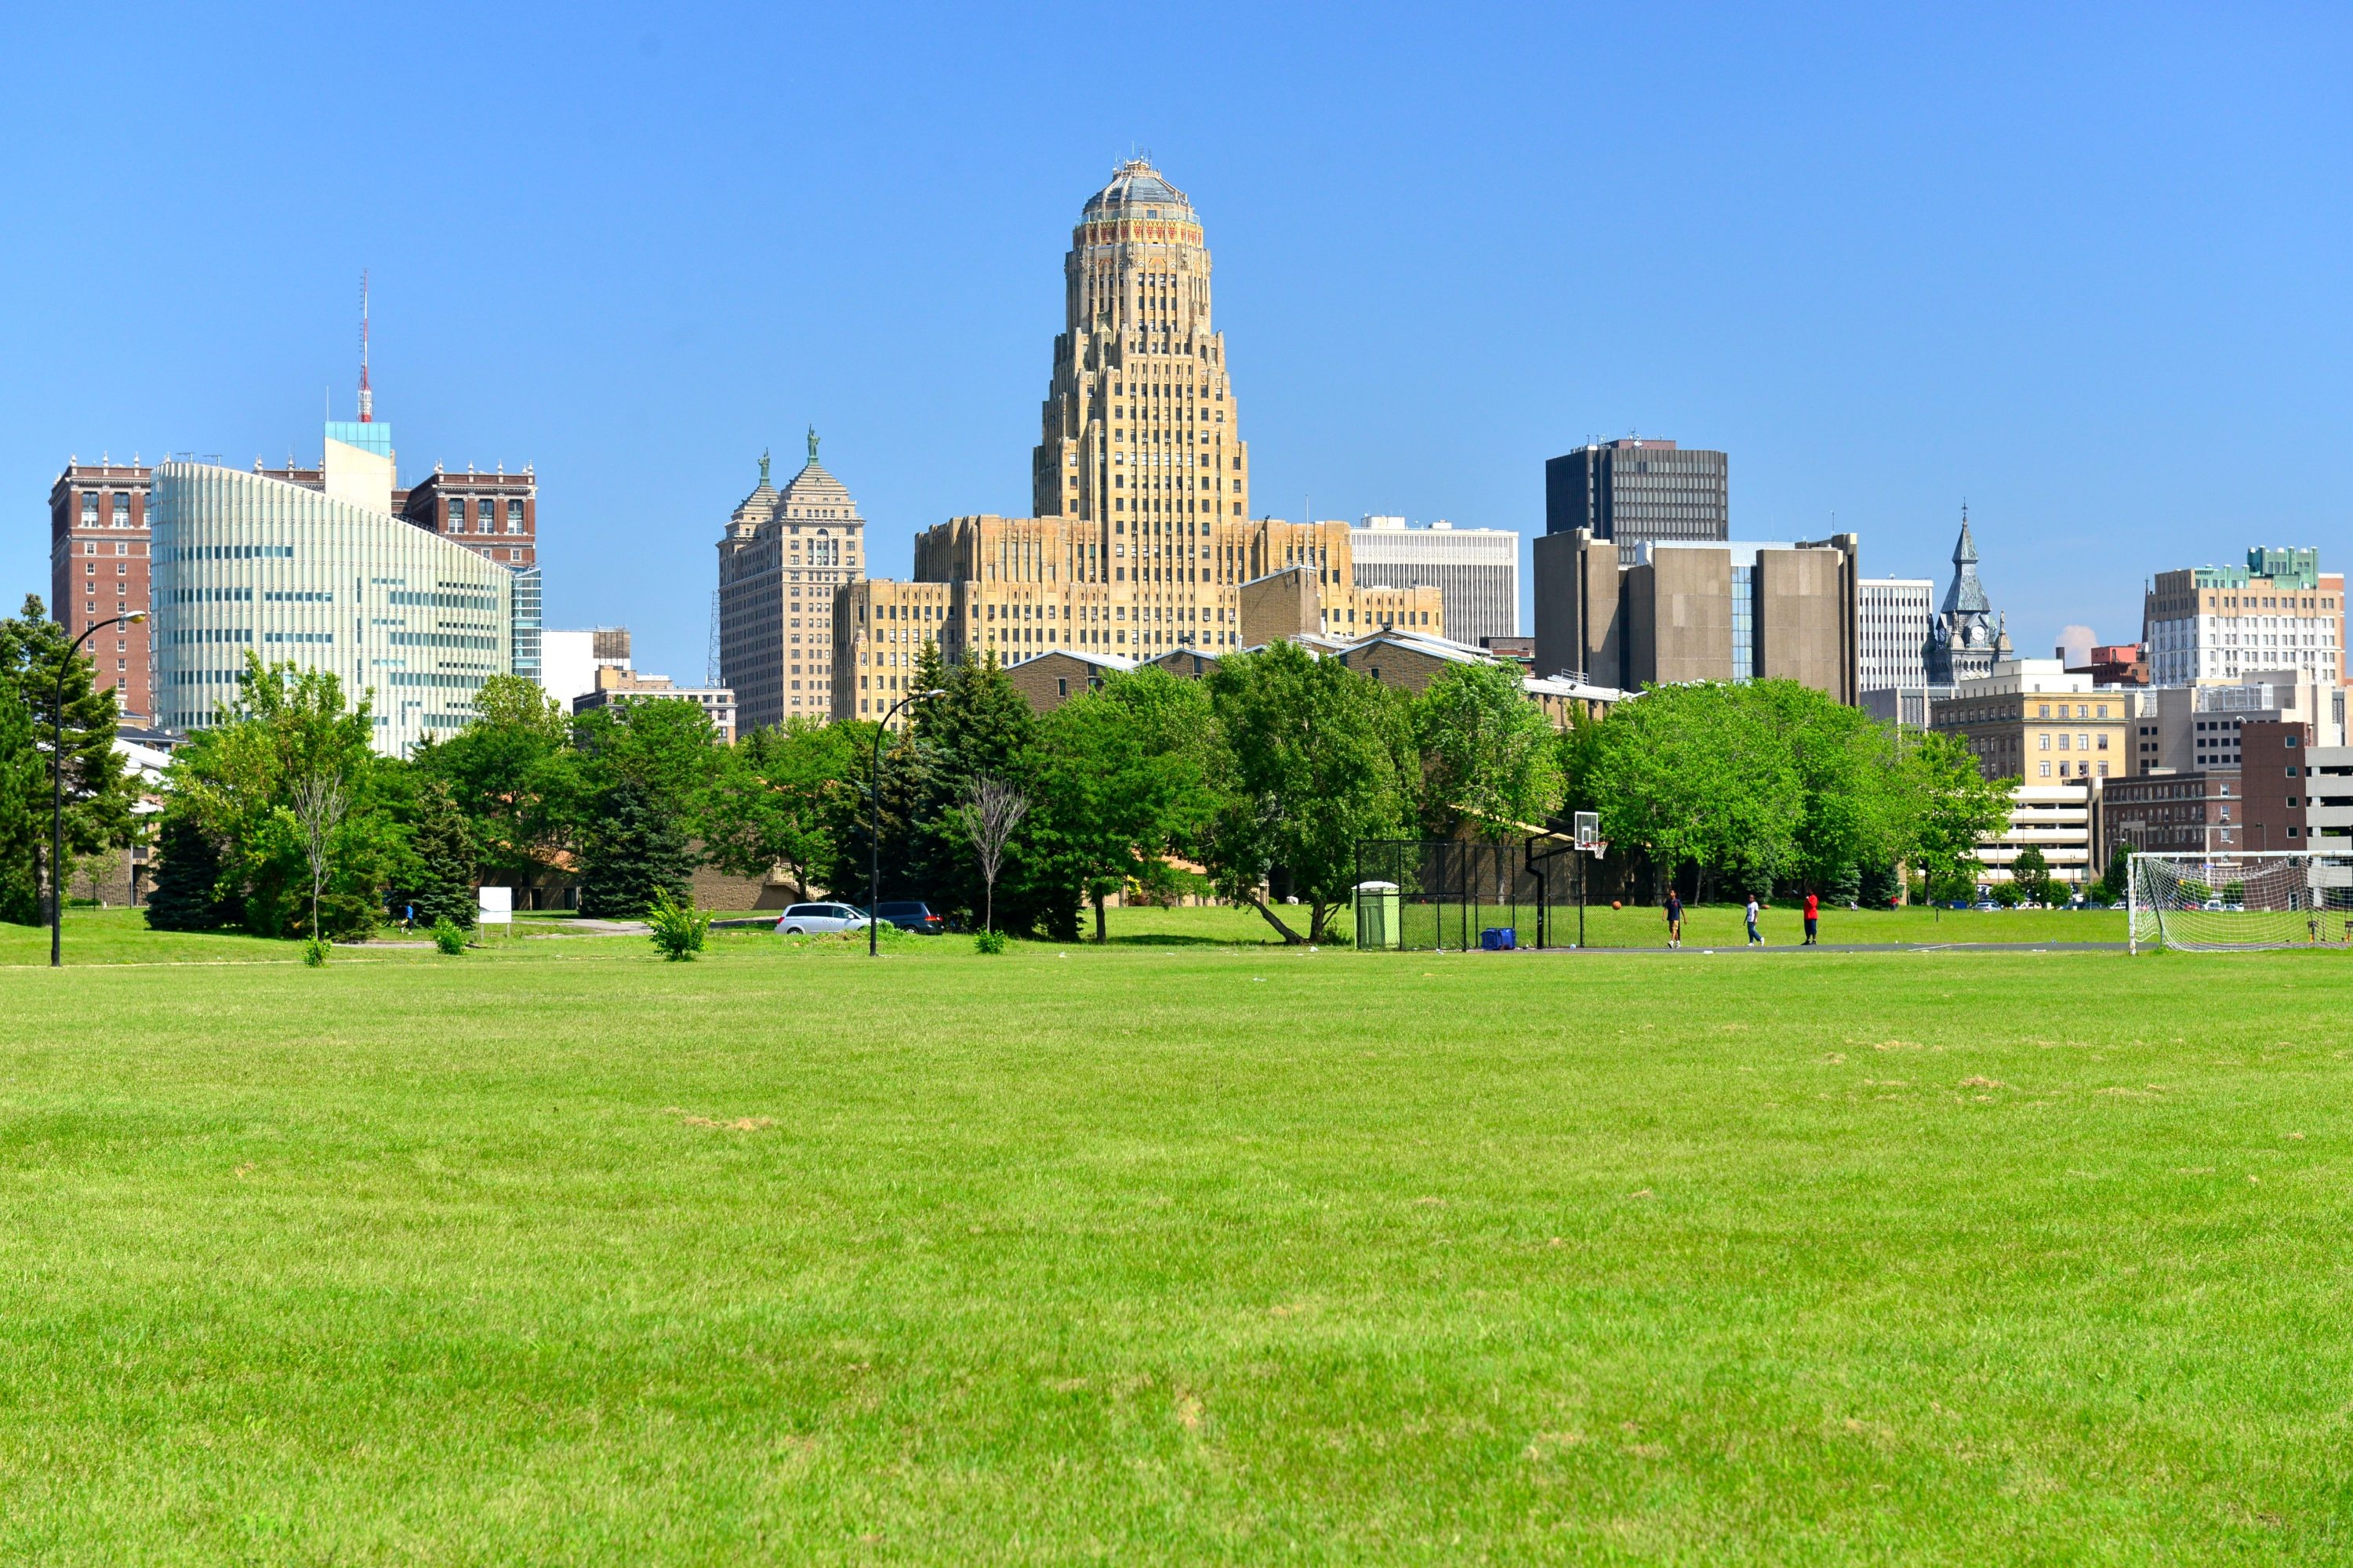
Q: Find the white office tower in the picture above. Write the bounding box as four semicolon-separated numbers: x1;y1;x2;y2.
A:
151;423;512;756
1859;578;1936;691
1349;515;1520;644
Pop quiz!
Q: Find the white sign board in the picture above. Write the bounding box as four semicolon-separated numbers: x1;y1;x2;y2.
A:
477;886;513;925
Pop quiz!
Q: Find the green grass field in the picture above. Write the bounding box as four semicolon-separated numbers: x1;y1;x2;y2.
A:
1;911;2345;1562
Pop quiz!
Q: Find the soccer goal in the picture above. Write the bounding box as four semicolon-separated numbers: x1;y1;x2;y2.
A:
2127;851;2353;953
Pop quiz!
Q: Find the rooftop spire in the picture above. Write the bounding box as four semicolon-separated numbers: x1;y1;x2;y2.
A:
357;269;373;423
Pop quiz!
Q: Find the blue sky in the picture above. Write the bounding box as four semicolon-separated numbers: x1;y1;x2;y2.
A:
5;2;2348;678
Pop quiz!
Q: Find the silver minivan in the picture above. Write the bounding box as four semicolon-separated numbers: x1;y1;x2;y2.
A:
775;902;871;935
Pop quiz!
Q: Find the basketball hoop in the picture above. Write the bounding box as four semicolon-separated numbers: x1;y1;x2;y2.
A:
1573;811;1605;856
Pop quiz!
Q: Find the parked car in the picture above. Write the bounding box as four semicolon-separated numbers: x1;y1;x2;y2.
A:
774;902;871;935
873;901;947;934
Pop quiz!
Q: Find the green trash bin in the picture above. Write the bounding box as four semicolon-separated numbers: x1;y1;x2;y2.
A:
1354;880;1400;949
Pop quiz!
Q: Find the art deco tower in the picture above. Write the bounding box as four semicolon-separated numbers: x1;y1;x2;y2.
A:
1031;160;1250;528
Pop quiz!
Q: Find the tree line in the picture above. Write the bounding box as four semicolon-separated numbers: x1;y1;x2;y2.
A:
104;636;2015;946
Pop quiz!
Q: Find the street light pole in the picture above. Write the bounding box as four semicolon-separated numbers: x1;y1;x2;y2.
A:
869;688;946;956
51;611;144;968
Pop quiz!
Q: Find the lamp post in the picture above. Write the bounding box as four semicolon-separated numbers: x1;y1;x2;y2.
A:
51;611;145;967
870;688;946;956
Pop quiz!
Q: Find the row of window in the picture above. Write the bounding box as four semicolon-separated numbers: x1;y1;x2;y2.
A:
445;498;527;534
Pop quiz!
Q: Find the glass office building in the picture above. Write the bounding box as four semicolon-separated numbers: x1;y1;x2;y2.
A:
151;457;513;755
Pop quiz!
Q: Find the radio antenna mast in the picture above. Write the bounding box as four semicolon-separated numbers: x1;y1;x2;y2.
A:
357;269;374;423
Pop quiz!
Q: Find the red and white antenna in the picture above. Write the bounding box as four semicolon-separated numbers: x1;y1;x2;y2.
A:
357;269;373;423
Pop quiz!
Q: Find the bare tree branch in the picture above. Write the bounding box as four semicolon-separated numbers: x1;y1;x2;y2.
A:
292;771;347;942
960;774;1030;934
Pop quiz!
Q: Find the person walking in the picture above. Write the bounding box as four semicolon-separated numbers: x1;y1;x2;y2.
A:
1746;893;1763;946
1803;888;1820;946
1665;888;1684;949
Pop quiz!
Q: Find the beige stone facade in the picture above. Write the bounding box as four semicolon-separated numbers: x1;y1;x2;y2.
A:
819;162;1438;710
717;437;866;731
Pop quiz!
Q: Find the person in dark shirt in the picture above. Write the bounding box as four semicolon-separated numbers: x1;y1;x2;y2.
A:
1803;889;1820;946
1665;889;1684;949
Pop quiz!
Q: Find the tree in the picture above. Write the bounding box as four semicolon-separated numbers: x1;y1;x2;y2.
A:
0;597;138;924
405;779;479;929
290;771;348;943
162;655;401;939
1034;675;1212;942
1200;642;1414;944
2010;844;2052;906
0;679;42;925
1749;681;1903;893
143;814;227;931
702;717;857;901
576;775;695;918
903;652;1069;936
960;774;1030;934
1584;682;1802;898
1412;661;1563;838
1897;729;2012;909
412;674;583;891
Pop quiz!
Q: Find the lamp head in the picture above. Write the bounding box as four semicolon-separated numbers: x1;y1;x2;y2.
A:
919;688;947;699
125;612;147;625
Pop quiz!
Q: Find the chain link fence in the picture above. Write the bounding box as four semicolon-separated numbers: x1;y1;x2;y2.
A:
1353;838;1600;951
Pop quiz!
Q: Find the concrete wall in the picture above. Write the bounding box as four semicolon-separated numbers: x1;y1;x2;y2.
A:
1531;531;1621;686
1628;547;1733;688
1757;544;1854;702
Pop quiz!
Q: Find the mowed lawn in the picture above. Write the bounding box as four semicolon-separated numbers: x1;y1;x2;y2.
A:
0;920;2346;1563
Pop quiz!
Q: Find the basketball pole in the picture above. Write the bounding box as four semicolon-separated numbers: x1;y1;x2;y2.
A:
2126;851;2137;956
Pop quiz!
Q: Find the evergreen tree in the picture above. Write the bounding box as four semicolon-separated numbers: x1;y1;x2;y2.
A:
143;814;227;931
406;780;478;929
0;680;41;926
577;775;694;918
0;597;138;922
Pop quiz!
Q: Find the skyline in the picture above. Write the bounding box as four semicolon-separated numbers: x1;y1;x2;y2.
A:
6;2;2350;683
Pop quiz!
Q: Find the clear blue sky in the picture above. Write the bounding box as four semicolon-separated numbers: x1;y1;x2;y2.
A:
6;2;2348;678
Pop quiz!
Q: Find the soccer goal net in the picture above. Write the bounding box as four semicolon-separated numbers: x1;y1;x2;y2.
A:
2128;851;2353;952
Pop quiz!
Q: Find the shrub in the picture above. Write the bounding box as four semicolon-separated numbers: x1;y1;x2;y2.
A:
974;928;1008;955
302;935;330;967
431;916;467;956
647;891;710;962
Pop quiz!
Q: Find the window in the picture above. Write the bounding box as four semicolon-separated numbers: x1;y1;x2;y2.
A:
2039;760;2052;777
80;493;98;524
448;499;467;532
2037;704;2050;718
507;499;525;533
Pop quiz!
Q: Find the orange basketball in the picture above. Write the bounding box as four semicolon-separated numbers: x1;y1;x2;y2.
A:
1610;900;1622;910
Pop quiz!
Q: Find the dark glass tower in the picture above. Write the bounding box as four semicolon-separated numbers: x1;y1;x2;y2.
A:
1545;438;1728;559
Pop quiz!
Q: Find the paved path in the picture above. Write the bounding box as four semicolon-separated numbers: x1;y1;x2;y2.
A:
1524;940;2130;955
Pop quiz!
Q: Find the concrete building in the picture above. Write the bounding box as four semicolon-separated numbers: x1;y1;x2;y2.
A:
717;435;866;731
540;626;630;712
1544;438;1727;559
1976;782;2097;890
1926;513;2009;685
1858;577;1935;694
49;459;157;723
1931;659;2129;784
1349;515;1519;644
832;577;957;727
151;422;514;755
2143;547;2345;687
1533;531;1860;702
571;665;736;744
2126;670;2343;775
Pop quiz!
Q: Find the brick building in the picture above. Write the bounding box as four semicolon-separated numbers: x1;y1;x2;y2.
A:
49;461;156;721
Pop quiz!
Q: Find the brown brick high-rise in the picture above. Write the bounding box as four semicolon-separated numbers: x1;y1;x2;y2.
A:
49;461;155;722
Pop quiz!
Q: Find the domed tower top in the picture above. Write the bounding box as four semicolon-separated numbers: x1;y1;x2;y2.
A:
1082;158;1196;222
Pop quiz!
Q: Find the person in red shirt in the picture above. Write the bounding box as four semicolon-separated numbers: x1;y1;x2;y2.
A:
1803;889;1820;946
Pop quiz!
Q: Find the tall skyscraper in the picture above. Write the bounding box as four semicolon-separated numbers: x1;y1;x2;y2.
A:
717;432;866;731
49;459;156;722
1030;159;1250;527
818;160;1443;723
1350;516;1520;643
1545;438;1728;559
